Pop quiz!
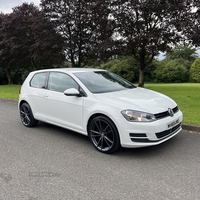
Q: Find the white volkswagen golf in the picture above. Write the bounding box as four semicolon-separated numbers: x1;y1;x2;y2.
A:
19;68;183;153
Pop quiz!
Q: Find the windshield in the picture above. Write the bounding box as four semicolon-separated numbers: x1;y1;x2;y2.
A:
74;71;136;93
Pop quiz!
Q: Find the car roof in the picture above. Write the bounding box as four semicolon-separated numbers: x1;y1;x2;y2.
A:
31;68;105;74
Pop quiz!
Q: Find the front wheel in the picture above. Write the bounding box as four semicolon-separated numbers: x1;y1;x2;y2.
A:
88;116;120;153
20;102;38;127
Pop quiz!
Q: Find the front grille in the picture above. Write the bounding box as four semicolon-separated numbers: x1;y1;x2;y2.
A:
173;106;179;113
155;106;179;120
156;123;181;139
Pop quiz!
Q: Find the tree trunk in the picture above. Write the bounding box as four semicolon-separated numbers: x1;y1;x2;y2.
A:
5;68;13;84
138;68;144;87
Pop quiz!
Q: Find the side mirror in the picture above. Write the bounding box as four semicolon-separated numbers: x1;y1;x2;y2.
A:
64;88;82;97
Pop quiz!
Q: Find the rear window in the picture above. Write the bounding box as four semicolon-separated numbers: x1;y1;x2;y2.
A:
30;72;47;88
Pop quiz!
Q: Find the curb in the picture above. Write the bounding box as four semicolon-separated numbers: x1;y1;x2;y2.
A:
182;124;200;133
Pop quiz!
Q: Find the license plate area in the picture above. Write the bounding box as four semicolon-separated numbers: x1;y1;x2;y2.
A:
167;119;179;129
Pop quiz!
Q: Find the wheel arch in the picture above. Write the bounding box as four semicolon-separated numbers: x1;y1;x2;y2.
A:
18;100;28;110
87;113;120;140
19;100;38;127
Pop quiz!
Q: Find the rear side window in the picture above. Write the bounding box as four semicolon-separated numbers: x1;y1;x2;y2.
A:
30;72;47;88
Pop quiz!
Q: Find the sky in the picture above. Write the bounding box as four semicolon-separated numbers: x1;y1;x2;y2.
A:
0;0;40;14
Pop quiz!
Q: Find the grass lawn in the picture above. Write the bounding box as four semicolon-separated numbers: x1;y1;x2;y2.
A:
146;83;200;126
0;83;199;126
0;84;20;100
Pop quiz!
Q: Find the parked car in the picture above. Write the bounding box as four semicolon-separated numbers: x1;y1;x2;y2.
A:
18;68;183;153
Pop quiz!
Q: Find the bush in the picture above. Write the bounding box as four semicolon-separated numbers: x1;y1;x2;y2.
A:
90;56;157;83
190;58;200;83
100;56;137;82
153;59;189;83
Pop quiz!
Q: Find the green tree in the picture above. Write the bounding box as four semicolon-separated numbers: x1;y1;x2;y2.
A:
190;58;200;82
166;45;198;63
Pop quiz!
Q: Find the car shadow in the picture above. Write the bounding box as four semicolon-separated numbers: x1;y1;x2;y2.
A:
36;121;182;158
114;135;181;159
36;121;90;142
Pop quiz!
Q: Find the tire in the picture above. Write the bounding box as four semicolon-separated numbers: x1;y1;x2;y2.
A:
20;102;38;127
88;116;120;153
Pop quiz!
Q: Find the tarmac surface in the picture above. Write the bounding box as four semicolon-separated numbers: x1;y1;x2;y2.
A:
0;98;200;200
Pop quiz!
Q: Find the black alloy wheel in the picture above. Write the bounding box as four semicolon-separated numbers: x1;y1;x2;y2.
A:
88;116;120;153
20;102;38;127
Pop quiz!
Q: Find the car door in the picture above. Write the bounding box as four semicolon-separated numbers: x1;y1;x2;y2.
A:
42;72;84;131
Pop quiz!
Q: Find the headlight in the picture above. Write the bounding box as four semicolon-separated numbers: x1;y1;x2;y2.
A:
121;110;156;122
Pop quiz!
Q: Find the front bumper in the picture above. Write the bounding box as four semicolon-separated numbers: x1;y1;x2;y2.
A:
116;110;183;148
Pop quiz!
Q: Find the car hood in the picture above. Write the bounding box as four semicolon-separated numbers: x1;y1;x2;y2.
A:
93;87;177;114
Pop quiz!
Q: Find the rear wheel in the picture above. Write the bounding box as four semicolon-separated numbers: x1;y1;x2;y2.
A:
88;116;120;153
20;102;38;127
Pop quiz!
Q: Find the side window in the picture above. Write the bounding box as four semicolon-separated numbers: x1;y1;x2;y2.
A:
30;72;47;88
47;72;79;93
